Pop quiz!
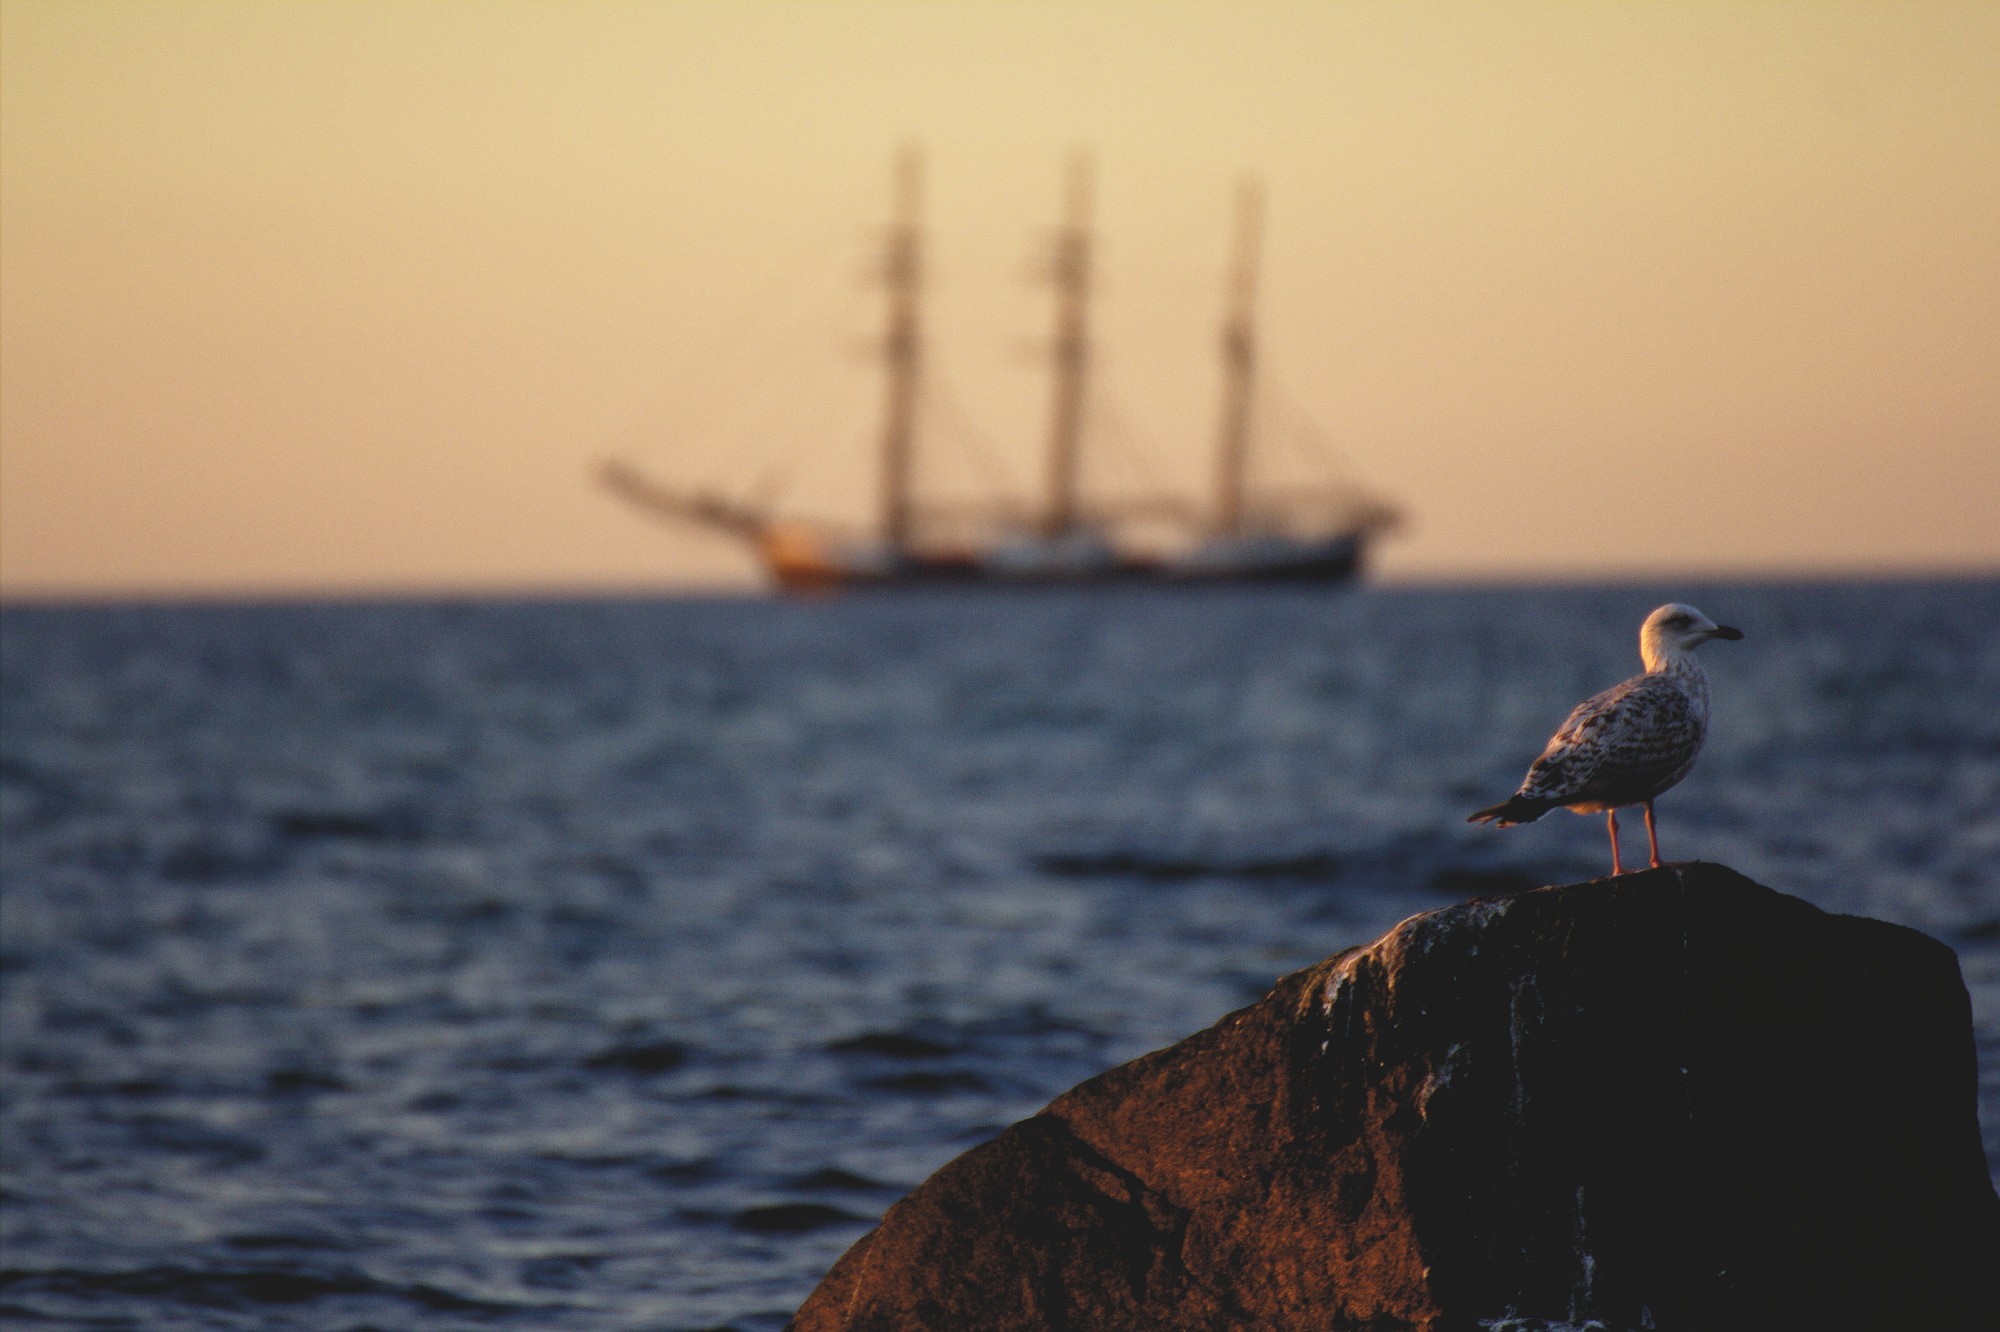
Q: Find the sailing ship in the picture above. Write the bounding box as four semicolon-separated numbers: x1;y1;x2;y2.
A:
600;151;1398;591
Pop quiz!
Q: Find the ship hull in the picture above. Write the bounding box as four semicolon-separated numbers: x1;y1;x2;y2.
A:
768;535;1364;593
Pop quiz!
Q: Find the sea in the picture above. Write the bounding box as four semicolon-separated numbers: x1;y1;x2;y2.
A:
3;580;1996;1331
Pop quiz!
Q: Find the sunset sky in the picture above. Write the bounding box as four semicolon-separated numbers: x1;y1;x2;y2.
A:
3;1;1996;598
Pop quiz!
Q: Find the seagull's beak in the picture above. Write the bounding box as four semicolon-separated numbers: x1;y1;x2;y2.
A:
1709;625;1743;641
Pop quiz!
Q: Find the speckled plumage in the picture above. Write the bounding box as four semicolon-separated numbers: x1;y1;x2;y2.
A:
1511;665;1708;815
1469;603;1742;874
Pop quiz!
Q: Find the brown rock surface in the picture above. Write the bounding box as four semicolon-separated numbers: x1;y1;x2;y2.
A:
790;863;2000;1331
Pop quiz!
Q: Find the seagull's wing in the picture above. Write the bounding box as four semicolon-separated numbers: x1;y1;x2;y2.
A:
1516;672;1702;807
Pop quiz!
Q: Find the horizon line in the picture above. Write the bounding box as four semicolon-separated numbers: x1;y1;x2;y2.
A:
5;564;1998;612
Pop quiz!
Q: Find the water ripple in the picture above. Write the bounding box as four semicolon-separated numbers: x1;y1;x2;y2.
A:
3;582;1995;1328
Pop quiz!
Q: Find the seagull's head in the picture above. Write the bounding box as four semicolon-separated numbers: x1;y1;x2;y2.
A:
1641;603;1743;670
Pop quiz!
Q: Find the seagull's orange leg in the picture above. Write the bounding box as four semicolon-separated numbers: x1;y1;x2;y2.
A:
1644;800;1661;869
1606;808;1624;876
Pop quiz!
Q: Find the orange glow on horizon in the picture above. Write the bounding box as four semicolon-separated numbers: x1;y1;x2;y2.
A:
3;2;1997;599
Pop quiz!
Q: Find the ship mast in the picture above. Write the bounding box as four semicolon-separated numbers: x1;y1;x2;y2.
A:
877;146;924;556
1213;180;1262;537
1040;154;1093;538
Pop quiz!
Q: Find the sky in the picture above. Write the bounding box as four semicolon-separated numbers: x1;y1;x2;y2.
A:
3;1;1996;599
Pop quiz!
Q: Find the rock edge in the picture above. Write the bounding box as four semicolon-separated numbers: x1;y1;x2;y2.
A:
790;863;2000;1331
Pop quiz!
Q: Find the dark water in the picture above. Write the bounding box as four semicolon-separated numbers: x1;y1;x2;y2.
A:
3;582;1996;1330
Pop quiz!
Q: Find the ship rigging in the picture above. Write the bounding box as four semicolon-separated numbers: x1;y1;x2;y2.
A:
599;150;1398;590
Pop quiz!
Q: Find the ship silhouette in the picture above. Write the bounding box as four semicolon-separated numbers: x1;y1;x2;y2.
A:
601;150;1399;591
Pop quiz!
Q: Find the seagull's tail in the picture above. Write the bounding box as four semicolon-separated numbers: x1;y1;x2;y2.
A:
1467;795;1551;828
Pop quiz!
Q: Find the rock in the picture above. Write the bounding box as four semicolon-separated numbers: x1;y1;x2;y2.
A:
790;864;2000;1331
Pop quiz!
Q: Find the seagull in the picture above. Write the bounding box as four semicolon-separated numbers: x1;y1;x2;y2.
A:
1468;603;1743;876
